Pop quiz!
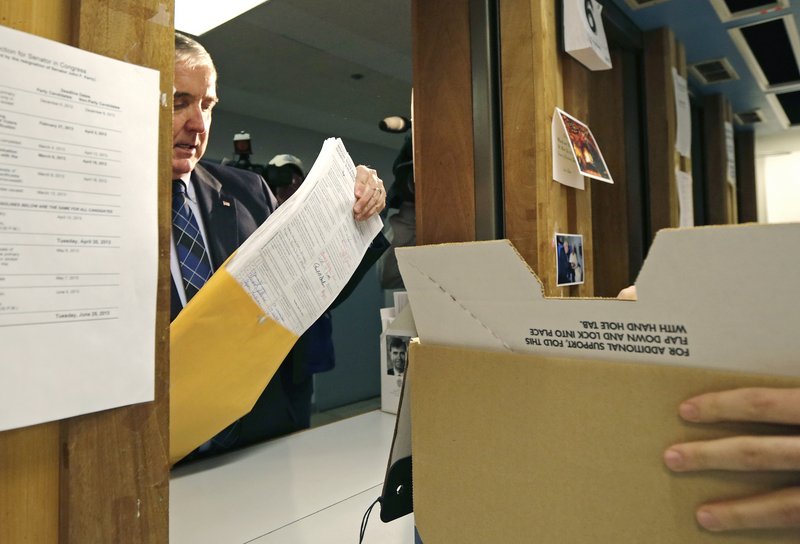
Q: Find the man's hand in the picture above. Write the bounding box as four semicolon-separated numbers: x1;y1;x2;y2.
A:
617;285;637;300
353;165;386;221
664;387;800;531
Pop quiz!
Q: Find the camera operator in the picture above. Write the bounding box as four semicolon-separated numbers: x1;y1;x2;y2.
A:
264;153;306;207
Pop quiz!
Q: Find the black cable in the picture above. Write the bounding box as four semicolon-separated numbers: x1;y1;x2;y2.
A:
359;496;381;543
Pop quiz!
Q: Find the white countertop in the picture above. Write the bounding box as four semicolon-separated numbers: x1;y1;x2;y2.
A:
170;410;414;543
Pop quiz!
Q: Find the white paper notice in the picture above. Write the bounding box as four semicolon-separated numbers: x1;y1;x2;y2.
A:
672;67;691;159
675;168;694;228
725;121;736;186
0;26;159;430
563;0;612;71
227;138;383;335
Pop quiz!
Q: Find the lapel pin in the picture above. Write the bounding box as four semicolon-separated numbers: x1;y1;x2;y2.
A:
222;200;231;207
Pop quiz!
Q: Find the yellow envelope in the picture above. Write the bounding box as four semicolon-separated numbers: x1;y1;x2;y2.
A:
169;264;298;464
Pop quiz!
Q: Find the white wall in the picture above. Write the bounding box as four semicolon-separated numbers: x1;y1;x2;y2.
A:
763;152;800;222
755;128;800;223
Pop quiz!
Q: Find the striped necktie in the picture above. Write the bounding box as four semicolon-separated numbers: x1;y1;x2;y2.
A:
172;180;212;302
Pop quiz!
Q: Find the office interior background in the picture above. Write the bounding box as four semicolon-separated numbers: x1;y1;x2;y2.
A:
178;0;413;415
182;0;800;417
1;0;800;541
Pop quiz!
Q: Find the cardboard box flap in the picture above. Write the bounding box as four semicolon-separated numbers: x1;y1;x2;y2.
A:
396;223;800;377
385;302;417;337
395;239;538;351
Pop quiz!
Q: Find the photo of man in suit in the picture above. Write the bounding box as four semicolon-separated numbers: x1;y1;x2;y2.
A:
386;335;408;376
555;233;584;287
171;32;388;460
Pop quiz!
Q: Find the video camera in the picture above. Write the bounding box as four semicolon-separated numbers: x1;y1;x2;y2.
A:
229;131;258;172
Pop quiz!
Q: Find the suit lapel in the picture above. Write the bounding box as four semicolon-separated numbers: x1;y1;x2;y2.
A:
192;163;240;269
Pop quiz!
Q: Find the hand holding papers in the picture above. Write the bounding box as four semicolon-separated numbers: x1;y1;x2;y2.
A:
170;138;383;463
227;138;383;335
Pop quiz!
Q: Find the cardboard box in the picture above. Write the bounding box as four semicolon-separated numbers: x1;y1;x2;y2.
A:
396;223;800;543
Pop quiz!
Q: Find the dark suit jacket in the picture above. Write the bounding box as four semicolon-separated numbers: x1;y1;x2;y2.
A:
170;161;275;320
173;160;388;457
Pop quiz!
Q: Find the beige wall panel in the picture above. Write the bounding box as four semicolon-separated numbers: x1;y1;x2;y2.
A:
735;131;757;223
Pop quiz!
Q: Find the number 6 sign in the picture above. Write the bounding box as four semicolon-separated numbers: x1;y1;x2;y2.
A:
563;0;612;71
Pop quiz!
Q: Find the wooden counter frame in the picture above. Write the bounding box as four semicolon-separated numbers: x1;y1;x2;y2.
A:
0;1;172;542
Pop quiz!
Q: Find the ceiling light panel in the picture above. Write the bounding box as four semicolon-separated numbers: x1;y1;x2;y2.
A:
709;0;789;22
775;89;800;125
175;0;271;36
729;15;800;92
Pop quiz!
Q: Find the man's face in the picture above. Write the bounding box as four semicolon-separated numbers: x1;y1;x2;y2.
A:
390;346;407;373
172;62;218;178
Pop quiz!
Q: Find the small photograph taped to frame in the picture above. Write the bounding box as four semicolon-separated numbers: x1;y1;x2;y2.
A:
386;334;410;377
381;334;411;413
555;233;585;287
558;109;613;183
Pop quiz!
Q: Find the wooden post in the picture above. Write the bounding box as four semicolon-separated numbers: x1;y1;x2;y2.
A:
735;130;757;223
411;0;595;294
412;0;476;245
562;55;594;297
0;4;73;540
587;47;631;297
0;1;172;542
498;0;591;296
643;28;683;236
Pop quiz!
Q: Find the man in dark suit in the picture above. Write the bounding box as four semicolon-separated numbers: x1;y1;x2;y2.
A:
557;237;572;285
171;32;388;459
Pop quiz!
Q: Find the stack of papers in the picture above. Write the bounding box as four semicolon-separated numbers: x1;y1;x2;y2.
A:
227;137;383;335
